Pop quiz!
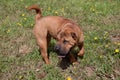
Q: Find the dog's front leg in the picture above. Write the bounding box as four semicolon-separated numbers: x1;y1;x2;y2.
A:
78;42;84;57
68;53;77;63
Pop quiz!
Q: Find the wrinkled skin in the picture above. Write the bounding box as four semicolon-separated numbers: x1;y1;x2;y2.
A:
54;27;77;57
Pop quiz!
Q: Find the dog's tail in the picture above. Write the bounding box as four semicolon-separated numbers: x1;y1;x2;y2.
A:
28;5;42;20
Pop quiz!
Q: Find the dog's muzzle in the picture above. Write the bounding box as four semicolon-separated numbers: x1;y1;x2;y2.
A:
54;45;67;58
54;45;60;52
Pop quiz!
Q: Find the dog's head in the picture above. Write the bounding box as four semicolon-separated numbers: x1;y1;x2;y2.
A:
54;27;77;57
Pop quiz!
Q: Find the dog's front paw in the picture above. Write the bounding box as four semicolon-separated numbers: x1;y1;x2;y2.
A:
78;51;84;56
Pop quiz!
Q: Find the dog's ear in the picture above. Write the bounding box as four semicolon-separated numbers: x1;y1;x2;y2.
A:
71;32;77;40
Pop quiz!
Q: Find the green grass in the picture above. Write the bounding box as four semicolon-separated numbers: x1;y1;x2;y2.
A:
0;0;120;80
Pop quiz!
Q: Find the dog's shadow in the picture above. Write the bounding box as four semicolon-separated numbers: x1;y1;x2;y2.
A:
57;52;83;70
57;56;71;69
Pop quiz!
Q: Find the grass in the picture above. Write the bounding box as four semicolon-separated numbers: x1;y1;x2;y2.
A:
0;0;120;80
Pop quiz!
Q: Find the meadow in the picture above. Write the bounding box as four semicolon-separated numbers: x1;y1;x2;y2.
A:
0;0;120;80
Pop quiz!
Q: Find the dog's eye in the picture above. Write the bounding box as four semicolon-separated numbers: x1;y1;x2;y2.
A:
63;40;69;44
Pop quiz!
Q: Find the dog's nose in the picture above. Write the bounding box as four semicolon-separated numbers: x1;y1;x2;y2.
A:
54;45;60;51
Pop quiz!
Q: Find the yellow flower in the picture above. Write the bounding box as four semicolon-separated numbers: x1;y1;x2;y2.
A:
90;7;95;12
17;23;22;26
100;55;103;58
19;75;23;79
92;8;95;12
22;13;25;17
24;18;27;20
105;31;108;35
105;45;109;48
6;29;11;33
31;23;33;26
117;43;120;46
94;37;98;40
55;11;58;14
115;49;119;53
67;76;72;80
104;36;106;39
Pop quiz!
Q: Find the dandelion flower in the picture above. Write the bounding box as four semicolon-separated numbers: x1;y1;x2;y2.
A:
92;8;95;12
6;29;11;33
115;49;119;53
24;18;27;20
90;7;95;12
94;37;98;40
100;55;103;58
105;45;109;48
22;13;25;17
105;31;108;35
31;23;34;26
67;76;72;80
55;11;58;14
17;23;22;26
19;75;23;79
117;43;120;46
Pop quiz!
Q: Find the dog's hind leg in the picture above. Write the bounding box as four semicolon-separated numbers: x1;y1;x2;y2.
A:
37;38;50;64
